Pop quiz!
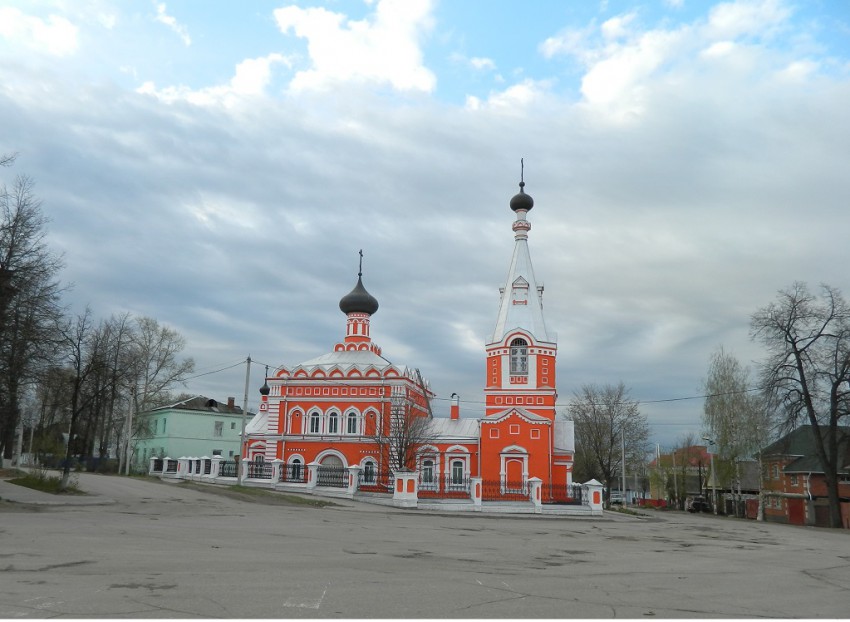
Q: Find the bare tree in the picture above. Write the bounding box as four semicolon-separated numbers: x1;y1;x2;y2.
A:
567;382;649;504
0;174;64;461
702;346;773;515
369;385;436;475
128;316;195;413
58;308;103;489
751;282;850;528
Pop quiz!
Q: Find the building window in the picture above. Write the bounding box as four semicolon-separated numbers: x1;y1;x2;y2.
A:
530;428;540;439
328;412;339;434
309;412;321;434
489;428;499;439
214;421;223;437
790;474;798;486
363;461;377;484
510;338;528;375
422;459;435;485
347;412;358;434
772;464;780;480
162;418;166;434
254;454;264;463
509;424;520;435
231;422;236;430
451;460;465;486
212;449;222;456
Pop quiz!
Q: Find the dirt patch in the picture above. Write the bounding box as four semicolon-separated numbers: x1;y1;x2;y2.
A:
176;481;337;507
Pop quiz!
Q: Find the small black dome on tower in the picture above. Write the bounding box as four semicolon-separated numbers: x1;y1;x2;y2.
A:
339;275;379;315
510;180;534;212
259;381;270;396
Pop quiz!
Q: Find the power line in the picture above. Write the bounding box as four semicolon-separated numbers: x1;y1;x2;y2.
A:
184;360;246;381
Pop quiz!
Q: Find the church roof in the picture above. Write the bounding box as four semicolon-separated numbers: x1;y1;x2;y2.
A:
427;417;480;440
299;348;391;369
339;275;379;315
489;179;554;345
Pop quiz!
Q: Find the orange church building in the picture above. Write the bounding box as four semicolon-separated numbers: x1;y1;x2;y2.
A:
243;177;577;505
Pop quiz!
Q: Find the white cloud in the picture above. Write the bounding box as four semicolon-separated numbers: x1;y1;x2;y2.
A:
466;79;551;113
601;12;637;41
137;53;290;105
273;0;436;93
155;2;191;46
0;7;78;56
470;56;495;71
706;0;790;40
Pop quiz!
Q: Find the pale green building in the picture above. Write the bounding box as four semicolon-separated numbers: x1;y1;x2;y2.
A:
134;395;255;470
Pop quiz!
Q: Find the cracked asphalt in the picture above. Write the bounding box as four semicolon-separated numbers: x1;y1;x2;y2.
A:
1;472;848;618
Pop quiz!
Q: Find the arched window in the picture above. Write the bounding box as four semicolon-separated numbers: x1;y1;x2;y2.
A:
346;411;358;434
309;411;321;434
253;454;264;463
363;460;376;483
451;460;465;486
422;459;435;485
290;457;303;482
328;412;339;434
510;338;528;375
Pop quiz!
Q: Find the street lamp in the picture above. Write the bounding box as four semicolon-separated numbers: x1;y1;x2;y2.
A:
703;436;718;515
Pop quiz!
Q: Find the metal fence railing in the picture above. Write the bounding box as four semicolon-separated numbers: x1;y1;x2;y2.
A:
481;479;529;502
358;470;394;493
280;463;307;483
152;458;164;472
418;474;471;499
316;466;348;488
543;483;584;505
165;459;178;474
219;460;238;478
247;462;273;479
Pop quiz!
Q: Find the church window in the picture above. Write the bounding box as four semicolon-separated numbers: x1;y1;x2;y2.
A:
531;429;540;439
489;428;499;439
309;412;321;434
363;460;377;484
422;459;435;485
290;458;303;482
451;460;465;486
328;412;339;434
510;424;520;435
510;338;528;375
346;412;358;434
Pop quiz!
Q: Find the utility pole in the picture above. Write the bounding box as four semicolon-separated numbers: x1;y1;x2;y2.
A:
124;387;135;475
672;449;678;509
621;428;627;505
703;436;717;515
238;355;251;481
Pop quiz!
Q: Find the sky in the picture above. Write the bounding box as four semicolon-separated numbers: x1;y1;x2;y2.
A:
2;0;849;449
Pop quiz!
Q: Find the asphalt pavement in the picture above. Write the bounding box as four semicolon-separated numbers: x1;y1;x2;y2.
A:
1;471;848;618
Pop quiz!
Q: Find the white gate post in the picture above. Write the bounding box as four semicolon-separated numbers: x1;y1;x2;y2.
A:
528;477;543;514
470;476;483;512
306;462;320;490
347;465;361;498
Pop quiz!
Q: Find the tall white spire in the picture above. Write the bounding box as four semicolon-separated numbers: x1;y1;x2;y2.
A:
489;173;554;345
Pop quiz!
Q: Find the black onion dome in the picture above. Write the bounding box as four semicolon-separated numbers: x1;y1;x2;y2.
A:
259;380;270;396
510;181;534;212
339;276;379;315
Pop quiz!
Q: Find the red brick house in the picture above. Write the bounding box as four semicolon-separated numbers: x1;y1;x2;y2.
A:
761;425;850;528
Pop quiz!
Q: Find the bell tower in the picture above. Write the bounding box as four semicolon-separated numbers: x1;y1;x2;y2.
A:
484;167;558;422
